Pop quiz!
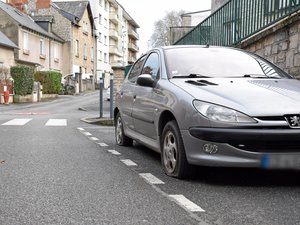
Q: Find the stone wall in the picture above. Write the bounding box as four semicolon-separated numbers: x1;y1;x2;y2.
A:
112;66;125;102
235;12;300;79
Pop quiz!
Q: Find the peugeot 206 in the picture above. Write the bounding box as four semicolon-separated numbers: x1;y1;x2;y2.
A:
114;45;300;179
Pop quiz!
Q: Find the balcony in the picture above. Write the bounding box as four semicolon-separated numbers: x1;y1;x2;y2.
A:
128;43;139;52
109;29;119;40
109;45;122;57
128;56;136;64
128;28;139;40
109;12;119;25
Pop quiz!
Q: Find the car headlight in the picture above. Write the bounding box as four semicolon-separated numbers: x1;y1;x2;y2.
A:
193;100;257;123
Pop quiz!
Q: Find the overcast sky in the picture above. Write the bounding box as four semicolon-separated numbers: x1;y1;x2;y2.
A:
117;0;212;55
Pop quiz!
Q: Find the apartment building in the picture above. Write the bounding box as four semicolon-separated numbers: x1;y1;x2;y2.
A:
90;0;139;86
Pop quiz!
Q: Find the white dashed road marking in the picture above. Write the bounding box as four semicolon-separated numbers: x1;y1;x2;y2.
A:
45;119;67;126
77;127;85;131
83;132;92;136
121;159;137;166
107;150;121;155
139;173;165;184
89;137;99;141
2;119;32;126
98;143;108;147
169;195;205;212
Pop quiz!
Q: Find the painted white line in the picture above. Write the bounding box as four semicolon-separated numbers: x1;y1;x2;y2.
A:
77;127;85;131
107;150;121;155
121;159;137;166
83;132;92;136
45;119;67;126
2;119;32;126
98;143;109;147
89;137;99;141
169;195;205;212
139;173;165;185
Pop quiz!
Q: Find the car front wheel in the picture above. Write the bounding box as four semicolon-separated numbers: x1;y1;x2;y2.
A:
161;120;189;179
115;112;133;146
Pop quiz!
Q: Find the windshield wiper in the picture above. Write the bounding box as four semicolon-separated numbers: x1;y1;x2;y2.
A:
242;74;280;79
172;74;211;78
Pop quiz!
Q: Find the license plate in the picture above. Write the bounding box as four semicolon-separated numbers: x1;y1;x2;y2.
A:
261;154;300;169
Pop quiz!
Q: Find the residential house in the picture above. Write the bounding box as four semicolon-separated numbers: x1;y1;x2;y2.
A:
0;31;18;98
0;1;64;73
28;0;97;92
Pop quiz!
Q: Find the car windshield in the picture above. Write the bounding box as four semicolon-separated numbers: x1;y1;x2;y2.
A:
164;47;290;79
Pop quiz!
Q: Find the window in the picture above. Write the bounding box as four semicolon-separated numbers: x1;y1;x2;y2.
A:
104;35;107;45
104;0;108;11
142;53;160;80
91;47;94;62
99;32;102;43
75;40;79;57
127;55;147;83
99;50;102;61
40;39;45;58
84;44;87;60
54;43;59;62
23;32;29;54
104;18;108;28
99;14;102;24
104;53;107;63
83;21;88;35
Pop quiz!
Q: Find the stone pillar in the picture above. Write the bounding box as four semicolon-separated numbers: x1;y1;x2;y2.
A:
111;66;125;102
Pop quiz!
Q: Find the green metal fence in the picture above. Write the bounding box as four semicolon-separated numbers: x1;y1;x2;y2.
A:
175;0;300;46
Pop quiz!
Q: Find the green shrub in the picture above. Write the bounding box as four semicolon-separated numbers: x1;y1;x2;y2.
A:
34;71;62;94
10;65;34;96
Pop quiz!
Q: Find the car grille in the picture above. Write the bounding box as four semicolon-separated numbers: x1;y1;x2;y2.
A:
230;141;300;153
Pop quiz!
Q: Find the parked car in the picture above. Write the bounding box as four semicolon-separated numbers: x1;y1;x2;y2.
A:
114;45;300;179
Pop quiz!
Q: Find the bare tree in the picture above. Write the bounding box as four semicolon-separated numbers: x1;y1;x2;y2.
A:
150;10;185;48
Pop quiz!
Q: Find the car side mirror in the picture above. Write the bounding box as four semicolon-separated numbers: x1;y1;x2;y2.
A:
136;74;155;87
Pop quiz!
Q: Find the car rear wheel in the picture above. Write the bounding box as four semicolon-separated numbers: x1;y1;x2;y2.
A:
161;120;189;179
115;112;133;146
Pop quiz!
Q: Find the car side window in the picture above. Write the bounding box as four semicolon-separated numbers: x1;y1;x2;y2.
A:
141;53;160;80
127;55;146;83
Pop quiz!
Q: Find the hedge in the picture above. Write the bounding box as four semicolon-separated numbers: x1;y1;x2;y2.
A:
34;71;62;94
10;65;34;96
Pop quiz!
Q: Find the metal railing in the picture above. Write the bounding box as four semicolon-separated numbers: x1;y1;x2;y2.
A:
175;0;300;46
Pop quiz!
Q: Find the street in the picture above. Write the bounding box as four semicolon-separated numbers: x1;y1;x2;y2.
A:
0;91;300;225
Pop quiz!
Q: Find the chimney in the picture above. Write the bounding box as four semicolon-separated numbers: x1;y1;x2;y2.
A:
36;0;51;9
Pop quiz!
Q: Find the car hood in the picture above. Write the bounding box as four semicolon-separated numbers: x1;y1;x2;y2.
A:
170;78;300;116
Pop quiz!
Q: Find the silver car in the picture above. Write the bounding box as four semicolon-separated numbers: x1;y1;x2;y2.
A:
114;45;300;179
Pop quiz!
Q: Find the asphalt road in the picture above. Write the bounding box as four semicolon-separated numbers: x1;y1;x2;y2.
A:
0;91;300;225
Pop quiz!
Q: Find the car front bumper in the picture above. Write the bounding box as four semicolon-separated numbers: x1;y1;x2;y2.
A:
181;127;300;169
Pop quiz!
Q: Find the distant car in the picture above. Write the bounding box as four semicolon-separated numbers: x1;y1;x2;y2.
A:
114;45;300;179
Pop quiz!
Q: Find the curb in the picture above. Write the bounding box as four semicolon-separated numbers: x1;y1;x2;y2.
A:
81;117;114;126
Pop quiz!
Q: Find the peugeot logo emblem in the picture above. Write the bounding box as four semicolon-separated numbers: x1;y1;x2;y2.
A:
285;115;300;128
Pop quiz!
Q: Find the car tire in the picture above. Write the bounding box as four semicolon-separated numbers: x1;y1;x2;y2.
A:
161;120;190;179
115;112;133;146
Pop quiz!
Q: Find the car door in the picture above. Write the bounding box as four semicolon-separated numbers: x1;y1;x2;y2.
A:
132;52;161;140
119;55;146;131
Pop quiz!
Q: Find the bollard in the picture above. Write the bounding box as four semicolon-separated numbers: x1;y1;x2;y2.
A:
3;91;9;105
99;78;103;118
110;73;113;119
